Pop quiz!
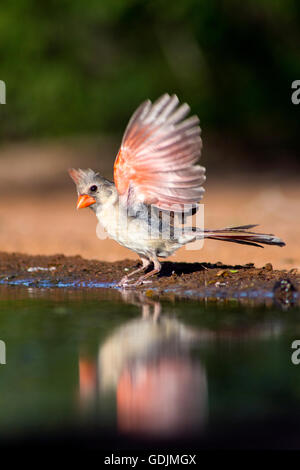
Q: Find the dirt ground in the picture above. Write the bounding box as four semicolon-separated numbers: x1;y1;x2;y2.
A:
0;252;299;307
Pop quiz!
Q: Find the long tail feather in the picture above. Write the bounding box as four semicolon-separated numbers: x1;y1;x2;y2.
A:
195;224;285;248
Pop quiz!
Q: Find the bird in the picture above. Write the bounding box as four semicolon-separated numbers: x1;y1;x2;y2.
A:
69;93;285;287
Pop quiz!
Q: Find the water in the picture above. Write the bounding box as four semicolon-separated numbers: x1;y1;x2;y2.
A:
0;285;300;449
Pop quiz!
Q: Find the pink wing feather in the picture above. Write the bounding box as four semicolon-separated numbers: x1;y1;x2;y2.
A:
113;94;206;211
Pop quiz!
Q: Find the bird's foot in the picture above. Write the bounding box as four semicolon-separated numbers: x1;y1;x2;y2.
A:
129;279;153;287
116;275;129;287
116;277;153;288
116;262;160;288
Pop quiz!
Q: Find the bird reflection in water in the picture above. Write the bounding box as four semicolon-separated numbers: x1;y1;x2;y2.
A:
78;292;208;438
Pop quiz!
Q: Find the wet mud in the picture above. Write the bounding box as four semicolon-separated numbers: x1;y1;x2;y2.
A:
0;252;299;306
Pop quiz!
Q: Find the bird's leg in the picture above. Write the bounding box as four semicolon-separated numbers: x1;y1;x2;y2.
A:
117;257;151;287
130;257;162;287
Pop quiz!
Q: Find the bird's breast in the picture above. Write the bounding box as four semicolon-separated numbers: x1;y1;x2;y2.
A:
95;203;178;257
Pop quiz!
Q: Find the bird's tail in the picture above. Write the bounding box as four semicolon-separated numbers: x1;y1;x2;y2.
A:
195;224;285;248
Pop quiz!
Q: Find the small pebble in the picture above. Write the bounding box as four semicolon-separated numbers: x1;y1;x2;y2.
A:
264;263;273;271
215;281;226;287
273;278;297;308
27;266;56;272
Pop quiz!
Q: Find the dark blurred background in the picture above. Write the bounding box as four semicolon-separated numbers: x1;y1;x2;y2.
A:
1;0;300;168
0;0;299;268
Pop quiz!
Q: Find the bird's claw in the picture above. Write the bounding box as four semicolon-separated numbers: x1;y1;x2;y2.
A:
116;277;153;288
116;275;129;288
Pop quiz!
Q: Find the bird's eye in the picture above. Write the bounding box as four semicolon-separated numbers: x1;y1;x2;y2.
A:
90;185;97;192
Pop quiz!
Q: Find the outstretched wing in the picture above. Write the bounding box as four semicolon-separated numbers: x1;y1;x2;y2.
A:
113;94;205;212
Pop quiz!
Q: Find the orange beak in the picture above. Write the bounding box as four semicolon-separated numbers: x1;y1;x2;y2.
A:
76;194;96;210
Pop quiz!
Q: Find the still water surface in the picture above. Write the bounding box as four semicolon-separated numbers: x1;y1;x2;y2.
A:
0;286;299;448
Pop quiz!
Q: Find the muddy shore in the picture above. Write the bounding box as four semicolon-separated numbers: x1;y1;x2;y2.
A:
0;252;299;306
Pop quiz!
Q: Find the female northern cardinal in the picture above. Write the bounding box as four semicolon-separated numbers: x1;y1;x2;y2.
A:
69;94;285;287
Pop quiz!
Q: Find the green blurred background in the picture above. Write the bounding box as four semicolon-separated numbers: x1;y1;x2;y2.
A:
0;0;299;168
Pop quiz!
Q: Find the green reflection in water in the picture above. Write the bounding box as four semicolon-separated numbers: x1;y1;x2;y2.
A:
0;286;299;441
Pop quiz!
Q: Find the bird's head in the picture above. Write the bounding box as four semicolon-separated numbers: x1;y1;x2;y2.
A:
68;168;115;211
